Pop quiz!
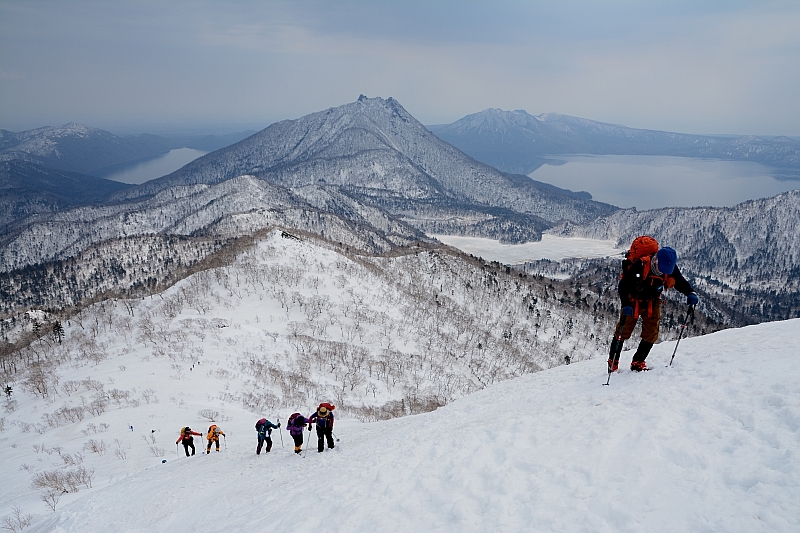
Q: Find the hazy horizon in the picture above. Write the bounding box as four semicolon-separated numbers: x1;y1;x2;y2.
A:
5;112;800;142
2;1;799;137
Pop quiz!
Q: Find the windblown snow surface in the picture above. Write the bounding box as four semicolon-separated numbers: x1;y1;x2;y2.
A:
21;318;800;532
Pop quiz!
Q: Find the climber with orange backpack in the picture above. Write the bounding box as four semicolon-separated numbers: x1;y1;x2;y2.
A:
609;236;699;372
205;424;226;453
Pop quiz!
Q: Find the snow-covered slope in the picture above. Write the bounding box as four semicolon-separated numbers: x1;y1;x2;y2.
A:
3;228;633;527
0;175;425;272
8;318;797;533
0;160;132;228
548;190;800;324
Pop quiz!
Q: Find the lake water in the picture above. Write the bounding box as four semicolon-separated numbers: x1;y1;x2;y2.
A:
96;148;207;185
528;155;800;209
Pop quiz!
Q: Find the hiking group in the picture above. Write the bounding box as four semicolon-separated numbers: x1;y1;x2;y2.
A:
287;402;335;454
176;425;226;456
608;235;699;373
176;236;694;457
175;402;336;457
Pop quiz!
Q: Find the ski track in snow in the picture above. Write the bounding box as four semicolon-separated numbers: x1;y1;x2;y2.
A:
13;318;799;533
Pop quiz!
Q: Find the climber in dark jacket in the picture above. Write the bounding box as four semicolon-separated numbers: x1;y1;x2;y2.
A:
308;404;335;453
255;418;280;455
612;246;698;371
176;427;202;456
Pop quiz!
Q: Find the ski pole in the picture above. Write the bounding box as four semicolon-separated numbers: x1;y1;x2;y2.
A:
176;443;179;458
332;431;340;443
223;435;227;451
278;418;284;449
605;314;627;386
668;305;695;367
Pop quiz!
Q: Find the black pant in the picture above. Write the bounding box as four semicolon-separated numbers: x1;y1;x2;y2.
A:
316;426;334;452
256;435;272;455
291;433;304;453
182;438;195;456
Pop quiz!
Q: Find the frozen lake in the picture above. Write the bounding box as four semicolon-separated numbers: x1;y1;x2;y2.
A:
433;234;621;264
529;155;800;210
96;148;207;184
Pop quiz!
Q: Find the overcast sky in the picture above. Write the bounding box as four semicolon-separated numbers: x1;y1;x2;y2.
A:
1;0;799;136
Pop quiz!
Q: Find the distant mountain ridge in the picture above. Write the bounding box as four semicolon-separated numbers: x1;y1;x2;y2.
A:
0;124;255;175
0;124;255;229
429;109;800;176
1;97;618;273
116;96;614;234
3;97;797;328
0;124;175;175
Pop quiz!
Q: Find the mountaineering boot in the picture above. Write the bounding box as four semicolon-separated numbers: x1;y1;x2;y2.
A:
630;340;654;369
630;360;649;372
607;359;619;372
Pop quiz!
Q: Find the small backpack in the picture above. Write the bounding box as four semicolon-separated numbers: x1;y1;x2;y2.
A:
255;418;267;431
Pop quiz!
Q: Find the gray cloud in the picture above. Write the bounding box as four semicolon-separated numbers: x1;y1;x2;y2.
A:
1;0;798;135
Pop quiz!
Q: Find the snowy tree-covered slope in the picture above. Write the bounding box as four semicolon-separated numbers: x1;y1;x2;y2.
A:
6;312;798;532
1;229;627;411
116;96;616;228
0;175;426;273
547;190;800;323
429;108;800;175
0;160;131;228
0;234;232;316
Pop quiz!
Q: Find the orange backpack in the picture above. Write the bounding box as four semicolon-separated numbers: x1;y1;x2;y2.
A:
623;236;659;274
621;235;675;287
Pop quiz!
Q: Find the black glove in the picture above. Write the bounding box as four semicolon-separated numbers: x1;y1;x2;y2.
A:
277;422;281;427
